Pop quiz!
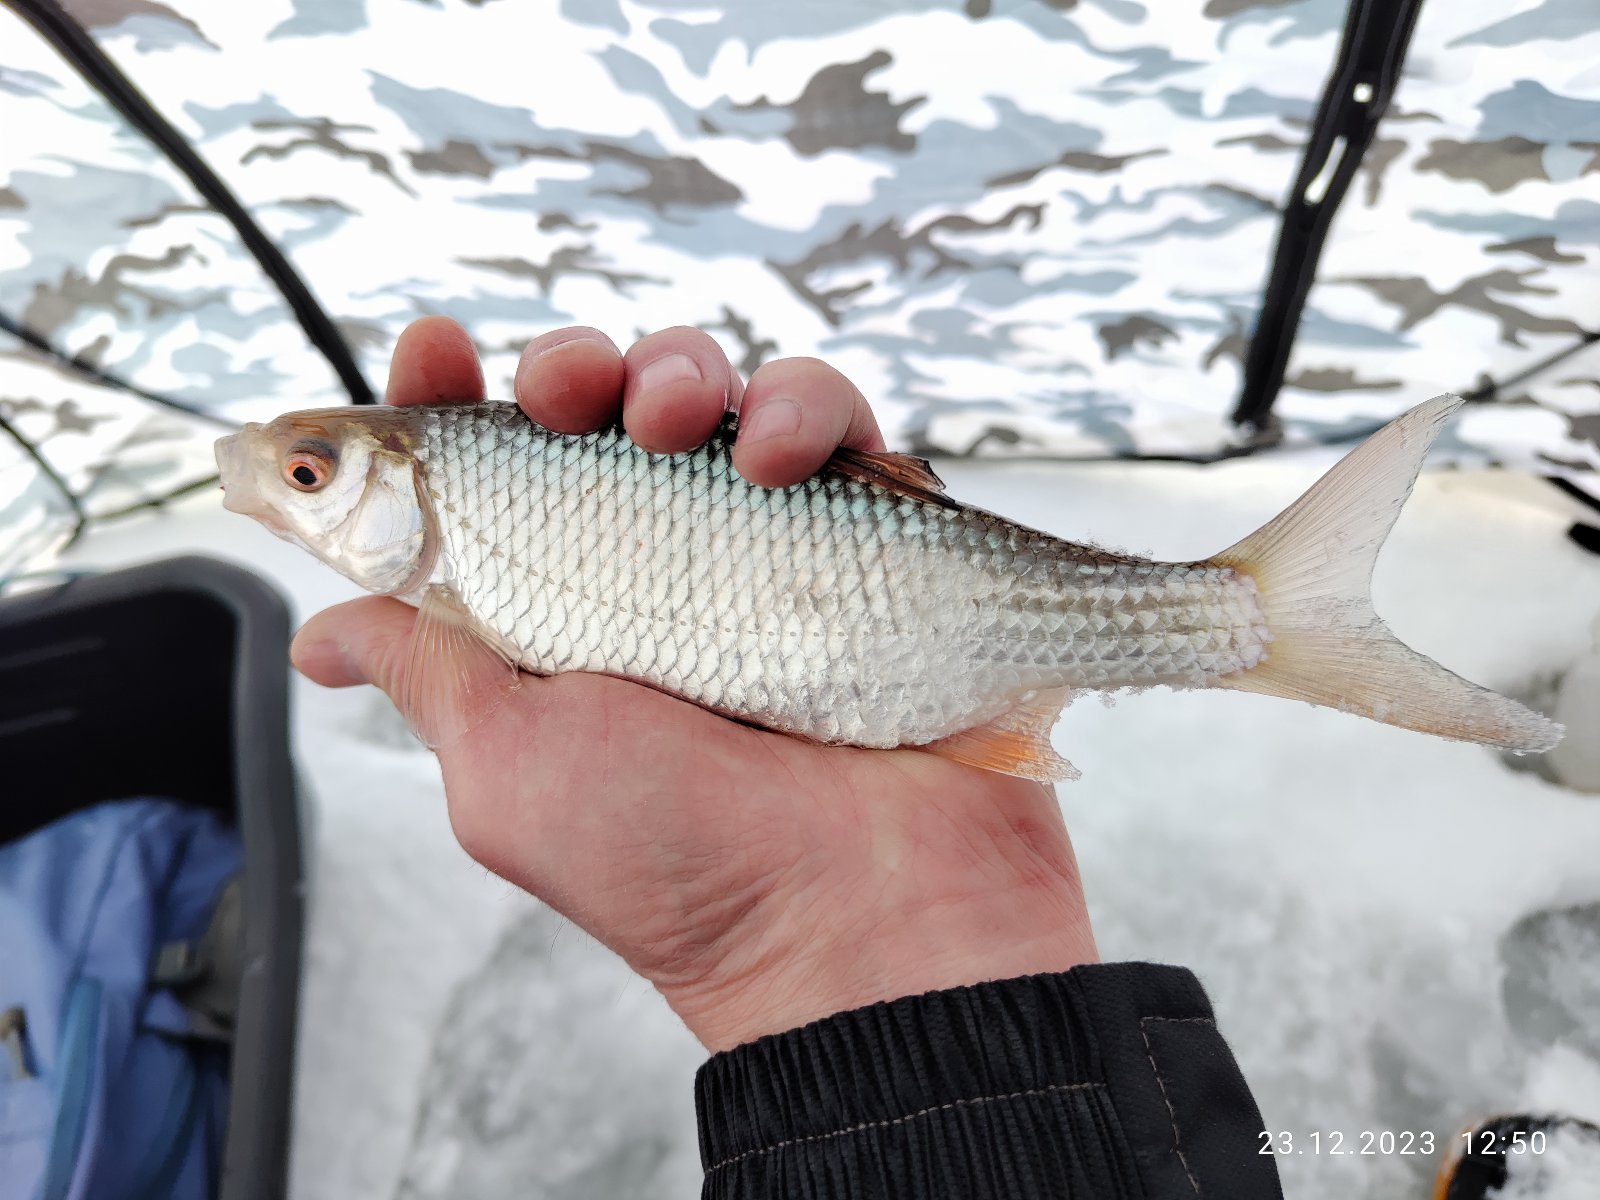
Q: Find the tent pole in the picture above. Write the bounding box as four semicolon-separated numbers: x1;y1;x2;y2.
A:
0;0;376;408
1231;0;1428;437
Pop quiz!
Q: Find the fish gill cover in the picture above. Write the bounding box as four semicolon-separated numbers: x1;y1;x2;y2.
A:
0;0;1596;579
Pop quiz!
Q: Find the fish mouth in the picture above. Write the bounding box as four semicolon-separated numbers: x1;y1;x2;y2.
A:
214;425;264;517
213;424;323;556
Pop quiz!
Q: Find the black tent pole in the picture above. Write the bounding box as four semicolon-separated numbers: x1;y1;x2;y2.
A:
1;0;376;406
0;310;239;429
1232;0;1427;436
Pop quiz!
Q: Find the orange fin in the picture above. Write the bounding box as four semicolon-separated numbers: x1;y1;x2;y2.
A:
827;446;959;509
399;584;522;749
923;688;1079;783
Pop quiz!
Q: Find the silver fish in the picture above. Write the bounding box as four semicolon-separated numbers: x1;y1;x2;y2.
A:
215;393;1561;780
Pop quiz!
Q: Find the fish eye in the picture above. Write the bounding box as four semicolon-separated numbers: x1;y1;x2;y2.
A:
283;446;334;492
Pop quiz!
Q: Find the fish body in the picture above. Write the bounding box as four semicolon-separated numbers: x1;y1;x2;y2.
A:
216;395;1561;780
417;406;1269;750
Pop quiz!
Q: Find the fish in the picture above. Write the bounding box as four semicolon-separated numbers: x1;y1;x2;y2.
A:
215;392;1561;781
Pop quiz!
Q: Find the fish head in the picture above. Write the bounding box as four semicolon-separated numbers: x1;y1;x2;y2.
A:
215;407;436;595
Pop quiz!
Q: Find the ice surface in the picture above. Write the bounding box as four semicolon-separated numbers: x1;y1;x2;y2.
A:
394;905;703;1200
56;454;1600;1200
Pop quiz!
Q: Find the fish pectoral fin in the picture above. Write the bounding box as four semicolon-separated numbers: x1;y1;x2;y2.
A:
826;446;958;509
922;688;1079;784
399;584;523;750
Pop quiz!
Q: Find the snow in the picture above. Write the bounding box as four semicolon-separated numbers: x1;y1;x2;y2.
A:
1548;613;1600;793
1492;1119;1600;1200
55;454;1600;1200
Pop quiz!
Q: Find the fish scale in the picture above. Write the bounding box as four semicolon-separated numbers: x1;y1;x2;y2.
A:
409;405;1270;749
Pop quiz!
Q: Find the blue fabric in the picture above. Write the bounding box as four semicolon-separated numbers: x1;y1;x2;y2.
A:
0;798;240;1200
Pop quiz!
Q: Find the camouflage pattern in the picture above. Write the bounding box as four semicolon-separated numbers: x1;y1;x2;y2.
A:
1;0;1596;579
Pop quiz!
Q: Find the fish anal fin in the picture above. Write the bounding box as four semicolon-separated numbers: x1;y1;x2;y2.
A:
923;688;1079;783
400;585;523;749
827;446;957;508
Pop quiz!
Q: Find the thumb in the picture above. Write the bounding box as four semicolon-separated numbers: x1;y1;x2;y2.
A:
291;595;417;691
292;593;523;750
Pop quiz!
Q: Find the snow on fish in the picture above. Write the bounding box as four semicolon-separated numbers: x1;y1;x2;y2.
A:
215;393;1561;781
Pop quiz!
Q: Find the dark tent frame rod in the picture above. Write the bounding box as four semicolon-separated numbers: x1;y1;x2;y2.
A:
1231;0;1427;433
1551;473;1600;556
0;310;238;430
1549;476;1600;519
1461;331;1600;403
2;0;375;408
0;409;86;541
1;309;231;550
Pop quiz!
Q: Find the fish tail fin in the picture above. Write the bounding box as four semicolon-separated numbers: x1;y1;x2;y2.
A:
1210;394;1562;754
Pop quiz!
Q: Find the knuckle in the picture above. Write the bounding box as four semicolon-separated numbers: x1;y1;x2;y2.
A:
523;327;614;360
634;325;726;364
657;323;705;339
368;626;412;696
750;356;849;390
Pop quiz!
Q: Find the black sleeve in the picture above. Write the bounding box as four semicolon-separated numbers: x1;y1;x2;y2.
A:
694;962;1282;1200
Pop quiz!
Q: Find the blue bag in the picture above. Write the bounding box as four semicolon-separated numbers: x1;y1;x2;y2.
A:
0;798;242;1200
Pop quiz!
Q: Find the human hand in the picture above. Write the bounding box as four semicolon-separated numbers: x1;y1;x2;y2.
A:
291;316;1098;1051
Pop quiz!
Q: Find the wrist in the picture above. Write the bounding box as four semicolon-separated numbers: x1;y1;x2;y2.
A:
675;883;1100;1049
663;838;1098;1052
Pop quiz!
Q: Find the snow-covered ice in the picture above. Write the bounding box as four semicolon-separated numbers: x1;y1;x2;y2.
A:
56;452;1600;1200
1548;613;1600;794
1491;1119;1600;1200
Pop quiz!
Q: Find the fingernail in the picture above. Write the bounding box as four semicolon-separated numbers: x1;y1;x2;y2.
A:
635;352;702;393
527;333;608;364
739;398;801;444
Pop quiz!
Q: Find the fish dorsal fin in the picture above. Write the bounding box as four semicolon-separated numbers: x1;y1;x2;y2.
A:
827;446;958;508
923;688;1080;783
399;584;523;749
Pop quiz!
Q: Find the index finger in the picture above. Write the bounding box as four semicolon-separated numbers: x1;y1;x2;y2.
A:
384;316;487;406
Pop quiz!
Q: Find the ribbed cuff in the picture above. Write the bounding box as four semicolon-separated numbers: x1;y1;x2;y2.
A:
695;962;1281;1200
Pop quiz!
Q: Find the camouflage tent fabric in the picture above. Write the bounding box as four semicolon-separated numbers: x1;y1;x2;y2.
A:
1;0;1597;577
